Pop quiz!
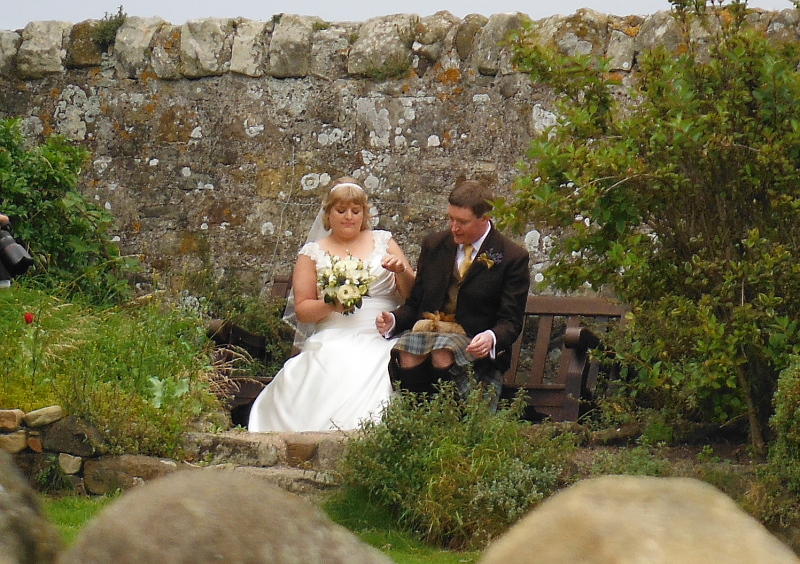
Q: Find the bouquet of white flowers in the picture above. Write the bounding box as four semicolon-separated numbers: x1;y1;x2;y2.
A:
318;254;374;315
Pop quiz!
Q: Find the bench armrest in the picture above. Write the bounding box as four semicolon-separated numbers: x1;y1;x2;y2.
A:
564;326;601;351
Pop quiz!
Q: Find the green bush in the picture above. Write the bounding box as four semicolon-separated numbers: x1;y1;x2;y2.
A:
0;285;220;457
499;1;800;453
339;383;576;550
0;118;136;304
767;357;800;493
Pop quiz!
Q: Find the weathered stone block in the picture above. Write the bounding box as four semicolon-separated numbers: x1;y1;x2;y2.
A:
23;405;63;428
455;14;488;60
83;454;184;495
39;415;105;456
0;30;21;76
607;28;636;72
65;19;104;68
472;13;525;76
150;24;182;79
0;409;24;432
16;20;71;79
180;18;235;78
268;14;322;78
185;431;280;467
635;10;683;54
347;14;417;78
229;18;269;77
114;16;165;78
0;430;28;454
58;452;83;475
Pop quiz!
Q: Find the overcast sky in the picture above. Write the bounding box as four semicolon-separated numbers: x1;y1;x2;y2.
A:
1;0;796;31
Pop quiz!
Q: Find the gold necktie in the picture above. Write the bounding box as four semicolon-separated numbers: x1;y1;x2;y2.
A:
459;244;474;278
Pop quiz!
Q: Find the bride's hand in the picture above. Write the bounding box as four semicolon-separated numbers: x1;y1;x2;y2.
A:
381;254;406;274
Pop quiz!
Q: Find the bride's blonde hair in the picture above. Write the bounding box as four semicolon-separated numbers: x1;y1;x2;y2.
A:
322;177;372;231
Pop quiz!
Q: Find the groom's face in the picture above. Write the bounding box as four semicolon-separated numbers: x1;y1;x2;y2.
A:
447;205;489;246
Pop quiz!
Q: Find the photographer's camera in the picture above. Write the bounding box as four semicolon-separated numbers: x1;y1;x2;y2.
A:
0;221;33;287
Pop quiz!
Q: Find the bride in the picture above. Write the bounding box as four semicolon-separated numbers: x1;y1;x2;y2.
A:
248;177;415;432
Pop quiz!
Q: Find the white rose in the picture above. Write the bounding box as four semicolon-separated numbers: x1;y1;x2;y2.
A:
337;284;359;304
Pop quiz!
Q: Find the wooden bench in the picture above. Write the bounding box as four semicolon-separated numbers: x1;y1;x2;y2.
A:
501;295;627;422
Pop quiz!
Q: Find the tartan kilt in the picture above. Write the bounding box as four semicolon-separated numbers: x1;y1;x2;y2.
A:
391;330;475;366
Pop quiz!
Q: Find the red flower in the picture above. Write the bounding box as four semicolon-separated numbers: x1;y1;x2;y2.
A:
23;312;33;324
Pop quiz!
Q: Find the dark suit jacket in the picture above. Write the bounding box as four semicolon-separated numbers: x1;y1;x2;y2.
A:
392;224;530;373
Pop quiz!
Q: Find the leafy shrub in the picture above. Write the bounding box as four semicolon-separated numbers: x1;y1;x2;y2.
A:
91;6;127;51
0;285;220;457
767;357;800;494
589;445;672;477
339;383;576;550
500;1;800;453
0;118;136;304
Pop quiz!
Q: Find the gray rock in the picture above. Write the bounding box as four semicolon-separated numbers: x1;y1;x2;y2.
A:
0;451;62;564
61;469;394;564
455;14;488;60
607;28;636;72
635;10;683;55
0;409;25;432
0;430;28;454
16;21;71;79
230;18;270;77
58;453;83;475
185;431;281;467
347;15;417;78
480;475;800;564
180;18;235;78
309;22;356;80
114;16;165;78
150;24;182;79
0;30;21;76
269;14;323;78
767;9;800;43
82;454;184;495
414;11;460;62
23;406;64;428
472;13;525;76
554;9;610;59
64;19;104;68
39;415;105;457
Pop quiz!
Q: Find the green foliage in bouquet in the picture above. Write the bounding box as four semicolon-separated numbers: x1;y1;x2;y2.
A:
499;0;800;454
339;382;576;550
0;118;137;304
0;286;220;458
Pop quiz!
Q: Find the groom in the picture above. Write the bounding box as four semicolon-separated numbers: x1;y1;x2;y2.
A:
376;179;530;410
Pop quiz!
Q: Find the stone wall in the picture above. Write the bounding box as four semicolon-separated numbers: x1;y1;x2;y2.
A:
0;9;797;295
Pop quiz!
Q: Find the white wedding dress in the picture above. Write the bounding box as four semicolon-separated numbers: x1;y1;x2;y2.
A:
248;230;402;432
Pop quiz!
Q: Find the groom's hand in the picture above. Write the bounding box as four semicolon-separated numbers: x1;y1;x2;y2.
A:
466;330;495;359
376;311;395;337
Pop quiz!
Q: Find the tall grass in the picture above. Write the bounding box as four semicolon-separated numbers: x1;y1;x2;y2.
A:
0;285;221;457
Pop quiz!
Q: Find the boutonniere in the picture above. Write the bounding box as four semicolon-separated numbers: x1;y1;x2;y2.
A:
476;249;503;269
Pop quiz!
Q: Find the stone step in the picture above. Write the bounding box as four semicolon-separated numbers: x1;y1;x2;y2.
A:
182;430;351;502
184;430;350;472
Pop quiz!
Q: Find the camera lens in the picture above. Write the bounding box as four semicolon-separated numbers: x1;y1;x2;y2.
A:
0;227;33;277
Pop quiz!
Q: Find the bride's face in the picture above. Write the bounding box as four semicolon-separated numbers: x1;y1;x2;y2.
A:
328;202;364;238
